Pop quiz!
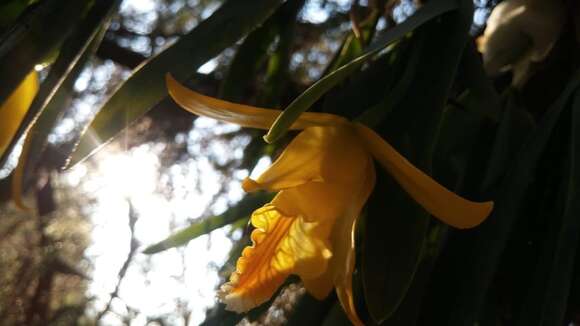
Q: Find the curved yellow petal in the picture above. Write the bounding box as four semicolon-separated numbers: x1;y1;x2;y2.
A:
0;71;39;158
166;74;347;130
354;123;494;229
219;202;332;313
271;183;352;223
302;270;334;300
243;126;368;193
331;158;376;326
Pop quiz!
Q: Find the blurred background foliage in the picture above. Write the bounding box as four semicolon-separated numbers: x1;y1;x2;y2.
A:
0;0;579;325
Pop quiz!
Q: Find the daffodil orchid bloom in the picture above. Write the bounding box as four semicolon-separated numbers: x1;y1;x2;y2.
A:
166;74;493;325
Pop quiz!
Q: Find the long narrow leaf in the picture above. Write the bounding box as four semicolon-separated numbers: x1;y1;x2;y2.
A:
362;0;473;320
66;0;286;168
0;0;92;106
263;0;458;144
516;90;580;325
143;193;272;254
2;0;120;171
445;69;580;325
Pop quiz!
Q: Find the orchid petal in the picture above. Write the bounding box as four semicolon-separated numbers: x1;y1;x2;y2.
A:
0;71;38;158
166;74;346;130
332;158;376;326
219;202;332;313
302;271;334;300
354;123;494;229
243;126;367;194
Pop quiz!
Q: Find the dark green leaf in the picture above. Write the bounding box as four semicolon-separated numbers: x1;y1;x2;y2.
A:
355;33;423;127
66;0;286;168
256;0;305;108
321;302;352;326
435;69;580;326
143;193;272;254
218;9;280;102
480;92;535;192
0;0;92;106
456;42;502;121
380;225;447;326
515;89;580;326
323;10;380;75
362;1;474;322
0;0;33;33
379;0;473;168
263;0;458;143
321;38;410;120
0;0;120;170
361;167;429;324
433;104;490;192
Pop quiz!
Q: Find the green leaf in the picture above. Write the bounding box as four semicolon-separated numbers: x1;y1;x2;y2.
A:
380;225;447;326
143;193;272;254
379;0;473;168
480;91;535;192
456;42;502;121
0;0;92;106
321;38;410;121
515;89;580;326
321;302;352;326
218;9;280;102
361;167;429;324
256;0;305;108
355;34;423;127
262;0;459;144
1;0;120;170
433;104;491;191
323;10;380;75
437;69;580;325
0;0;33;32
361;1;474;322
66;0;286;168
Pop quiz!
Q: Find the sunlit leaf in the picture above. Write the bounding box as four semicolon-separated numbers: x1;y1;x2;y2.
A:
6;0;119;177
0;0;92;109
143;193;272;254
66;0;287;168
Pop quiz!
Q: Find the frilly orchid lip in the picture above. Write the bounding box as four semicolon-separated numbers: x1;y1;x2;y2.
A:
166;74;493;325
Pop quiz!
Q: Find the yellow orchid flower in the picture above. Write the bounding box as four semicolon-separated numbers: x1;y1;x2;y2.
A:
166;74;493;325
0;71;39;158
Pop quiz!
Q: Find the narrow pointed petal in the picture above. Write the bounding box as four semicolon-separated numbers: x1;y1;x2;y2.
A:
0;71;38;158
354;123;494;229
332;159;376;326
219;202;332;312
243;126;368;194
166;74;346;130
